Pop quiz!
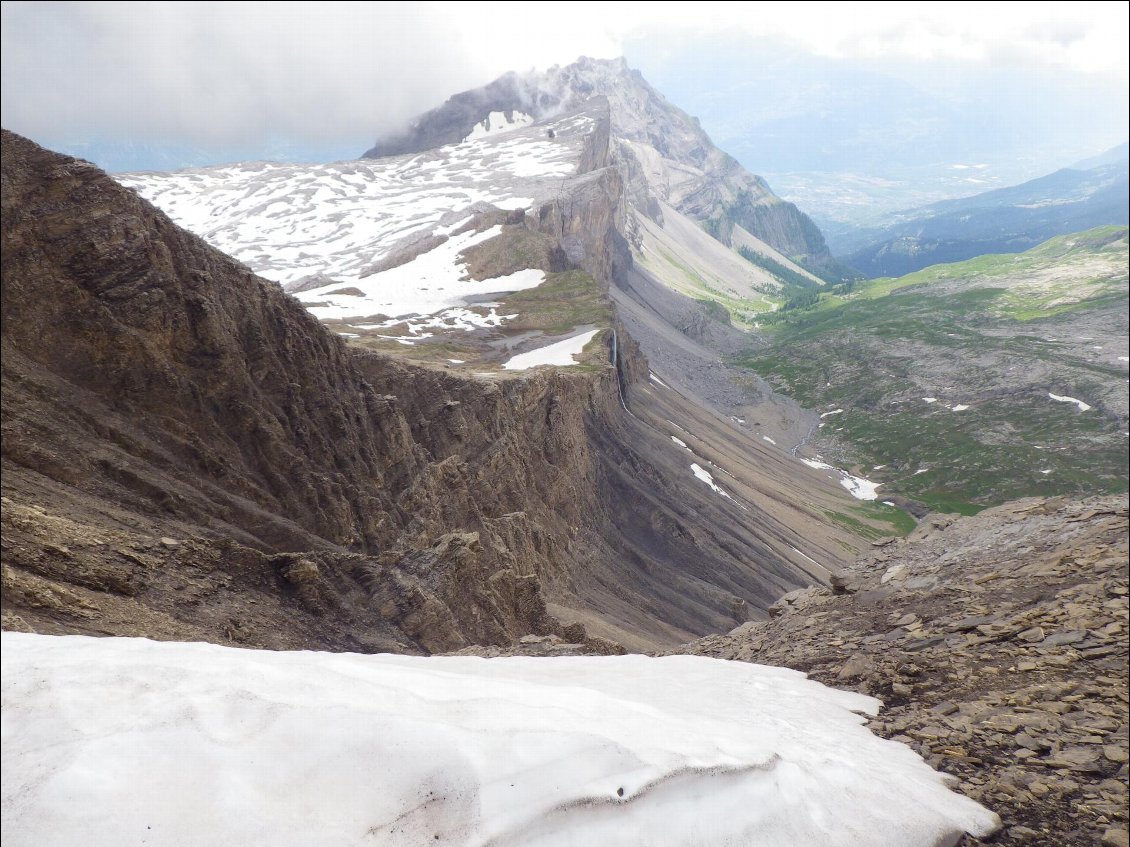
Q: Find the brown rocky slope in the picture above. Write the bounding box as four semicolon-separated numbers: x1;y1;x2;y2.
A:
1;129;864;653
676;495;1129;847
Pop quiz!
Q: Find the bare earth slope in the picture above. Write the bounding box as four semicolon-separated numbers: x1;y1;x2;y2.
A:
678;495;1130;847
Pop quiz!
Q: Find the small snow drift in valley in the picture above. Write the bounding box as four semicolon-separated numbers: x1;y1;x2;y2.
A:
1;633;1000;847
1048;392;1092;411
502;328;599;370
800;458;883;501
464;110;535;141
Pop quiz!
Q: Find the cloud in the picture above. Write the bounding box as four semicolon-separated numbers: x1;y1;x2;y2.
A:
1;0;1125;163
0;1;490;146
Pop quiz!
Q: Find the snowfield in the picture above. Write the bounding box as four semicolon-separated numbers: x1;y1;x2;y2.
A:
502;329;600;370
118;112;593;327
800;457;883;501
299;224;545;325
1;633;999;847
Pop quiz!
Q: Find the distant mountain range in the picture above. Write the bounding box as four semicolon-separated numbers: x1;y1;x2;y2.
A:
625;34;1128;221
825;147;1129;278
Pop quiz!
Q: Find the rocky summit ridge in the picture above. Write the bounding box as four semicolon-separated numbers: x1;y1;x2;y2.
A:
365;56;836;275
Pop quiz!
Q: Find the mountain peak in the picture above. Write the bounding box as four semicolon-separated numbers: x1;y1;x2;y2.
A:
363;58;837;273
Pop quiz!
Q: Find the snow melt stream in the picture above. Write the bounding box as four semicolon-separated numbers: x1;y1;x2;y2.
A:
1;633;999;847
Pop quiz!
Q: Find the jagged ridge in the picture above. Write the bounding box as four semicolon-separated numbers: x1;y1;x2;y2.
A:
1;129;860;652
365;57;836;272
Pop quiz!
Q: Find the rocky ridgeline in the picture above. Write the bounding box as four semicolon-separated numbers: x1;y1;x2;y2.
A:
677;496;1129;847
2;128;860;654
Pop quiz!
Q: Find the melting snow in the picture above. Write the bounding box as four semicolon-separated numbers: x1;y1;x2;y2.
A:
118;114;590;328
799;458;882;501
840;473;882;501
301;226;545;323
690;462;732;498
502;329;600;370
464;110;535;141
2;633;999;847
790;545;822;566
1048;392;1092;412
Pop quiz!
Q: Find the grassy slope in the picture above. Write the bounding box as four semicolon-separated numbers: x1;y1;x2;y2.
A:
737;227;1129;515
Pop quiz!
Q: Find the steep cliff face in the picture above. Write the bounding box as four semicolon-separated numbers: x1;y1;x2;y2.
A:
2;130;863;652
365;57;835;271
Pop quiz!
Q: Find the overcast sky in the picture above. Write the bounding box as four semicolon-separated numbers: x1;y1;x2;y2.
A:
2;1;1127;167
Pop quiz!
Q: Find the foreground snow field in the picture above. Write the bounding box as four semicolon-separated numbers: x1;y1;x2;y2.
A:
1;633;999;846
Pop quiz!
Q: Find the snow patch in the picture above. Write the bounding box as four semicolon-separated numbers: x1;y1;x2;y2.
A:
763;435;777;445
821;408;844;418
671;436;690;450
923;397;938;404
790;545;822;566
502;329;599;370
800;458;882;501
303;226;547;322
1048;392;1092;412
690;462;732;498
840;473;882;501
649;372;669;388
951;404;970;412
2;633;1000;847
464;110;535;141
